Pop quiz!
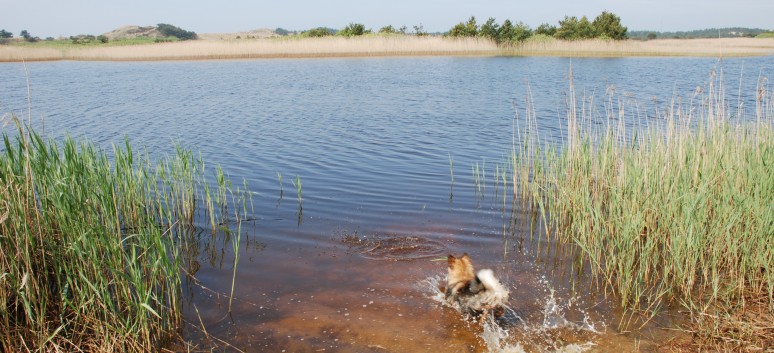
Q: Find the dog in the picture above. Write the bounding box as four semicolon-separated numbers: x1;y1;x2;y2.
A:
445;253;509;322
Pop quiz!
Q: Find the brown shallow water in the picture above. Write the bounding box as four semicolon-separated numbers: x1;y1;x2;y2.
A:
179;207;689;353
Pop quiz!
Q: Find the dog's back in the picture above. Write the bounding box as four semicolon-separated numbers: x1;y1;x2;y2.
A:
445;254;509;317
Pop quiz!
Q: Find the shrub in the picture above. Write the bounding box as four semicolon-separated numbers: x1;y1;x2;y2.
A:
156;23;197;40
378;25;397;34
301;27;335;37
338;23;370;36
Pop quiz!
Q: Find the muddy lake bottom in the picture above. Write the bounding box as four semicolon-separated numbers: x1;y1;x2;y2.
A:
177;208;688;353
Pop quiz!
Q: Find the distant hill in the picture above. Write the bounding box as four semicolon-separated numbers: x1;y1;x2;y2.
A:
102;25;164;40
629;27;770;40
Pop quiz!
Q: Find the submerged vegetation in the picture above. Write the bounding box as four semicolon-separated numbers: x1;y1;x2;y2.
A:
0;118;249;351
506;69;773;349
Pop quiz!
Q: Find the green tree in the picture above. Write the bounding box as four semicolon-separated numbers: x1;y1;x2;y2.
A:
647;32;657;40
156;23;197;40
449;16;477;37
413;23;427;36
302;27;334;37
554;16;579;40
479;17;499;40
338;23;370;36
555;16;594;40
498;20;532;43
275;28;291;36
592;11;628;40
497;20;514;43
378;25;397;34
535;23;557;36
576;16;595;39
0;29;12;39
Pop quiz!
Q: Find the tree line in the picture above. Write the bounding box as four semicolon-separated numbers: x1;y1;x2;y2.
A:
628;27;770;40
447;11;628;44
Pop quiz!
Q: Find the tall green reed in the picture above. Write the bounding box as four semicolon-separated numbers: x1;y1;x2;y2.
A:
0;120;250;351
507;67;773;331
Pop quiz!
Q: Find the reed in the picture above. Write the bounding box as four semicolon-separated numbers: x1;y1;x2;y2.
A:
2;36;772;62
0;119;248;351
509;68;773;347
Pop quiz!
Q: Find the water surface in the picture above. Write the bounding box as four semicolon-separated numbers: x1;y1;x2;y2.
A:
1;56;771;352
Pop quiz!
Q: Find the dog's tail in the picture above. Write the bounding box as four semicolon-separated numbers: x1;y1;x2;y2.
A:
476;269;509;297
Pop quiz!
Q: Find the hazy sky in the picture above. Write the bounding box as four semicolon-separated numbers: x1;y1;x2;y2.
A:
1;0;772;38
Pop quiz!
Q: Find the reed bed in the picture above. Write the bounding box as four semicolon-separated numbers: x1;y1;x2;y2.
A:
0;119;248;351
510;37;774;57
2;37;772;62
509;69;773;348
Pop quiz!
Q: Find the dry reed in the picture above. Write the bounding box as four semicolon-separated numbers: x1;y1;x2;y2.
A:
2;37;773;62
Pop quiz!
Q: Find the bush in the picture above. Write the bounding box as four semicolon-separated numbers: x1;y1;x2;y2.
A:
70;35;97;44
156;23;197;40
275;27;291;36
378;25;397;34
301;27;335;37
338;23;370;36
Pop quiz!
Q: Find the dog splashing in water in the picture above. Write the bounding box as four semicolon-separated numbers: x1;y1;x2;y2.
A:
445;253;509;322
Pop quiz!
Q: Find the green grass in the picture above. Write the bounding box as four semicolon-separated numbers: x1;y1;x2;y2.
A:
0;119;247;351
508;69;773;348
8;36;180;48
756;32;774;38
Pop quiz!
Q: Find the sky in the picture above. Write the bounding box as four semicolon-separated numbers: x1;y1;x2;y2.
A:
1;0;772;38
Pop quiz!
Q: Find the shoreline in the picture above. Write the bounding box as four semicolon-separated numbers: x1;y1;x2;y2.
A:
1;37;773;62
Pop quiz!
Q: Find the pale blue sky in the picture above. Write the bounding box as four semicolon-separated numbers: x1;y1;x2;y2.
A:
1;0;771;38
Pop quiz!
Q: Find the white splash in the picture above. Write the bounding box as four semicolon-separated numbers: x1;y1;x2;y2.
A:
422;274;602;353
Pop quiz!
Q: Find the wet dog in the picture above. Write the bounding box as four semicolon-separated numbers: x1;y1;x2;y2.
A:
445;253;509;322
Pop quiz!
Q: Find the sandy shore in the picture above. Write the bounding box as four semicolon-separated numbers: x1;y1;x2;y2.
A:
1;37;773;62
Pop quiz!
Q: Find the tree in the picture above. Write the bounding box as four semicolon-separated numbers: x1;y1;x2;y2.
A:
554;16;579;40
448;16;477;37
592;11;628;40
156;23;197;40
555;16;594;40
0;29;12;39
576;16;595;39
413;23;427;36
275;28;291;36
338;23;370;36
647;32;657;40
479;18;499;40
378;25;397;34
497;20;531;44
535;23;557;37
19;29;38;42
301;27;334;37
497;20;514;43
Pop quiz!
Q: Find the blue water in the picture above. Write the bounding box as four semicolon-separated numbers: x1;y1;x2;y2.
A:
1;56;771;352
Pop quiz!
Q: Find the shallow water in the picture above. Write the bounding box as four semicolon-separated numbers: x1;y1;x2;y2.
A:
1;56;771;352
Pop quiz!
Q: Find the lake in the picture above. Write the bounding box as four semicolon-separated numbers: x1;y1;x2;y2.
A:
1;55;771;352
